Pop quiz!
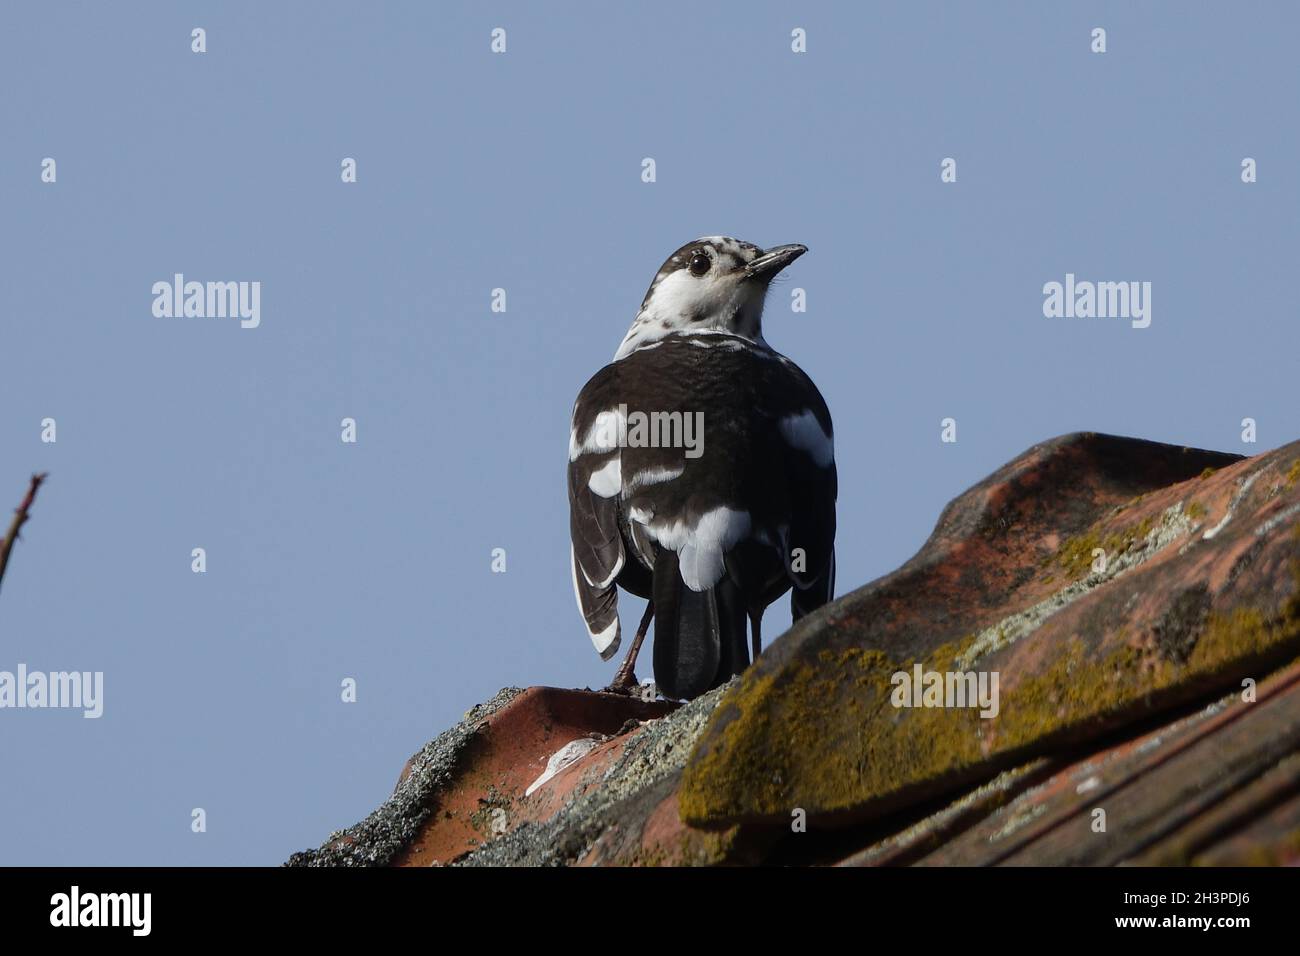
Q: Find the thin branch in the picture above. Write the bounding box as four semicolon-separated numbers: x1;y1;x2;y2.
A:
0;472;49;596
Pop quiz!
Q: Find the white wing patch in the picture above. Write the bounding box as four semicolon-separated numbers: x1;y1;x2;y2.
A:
644;506;752;592
626;464;684;492
587;456;621;497
779;409;835;468
569;408;627;462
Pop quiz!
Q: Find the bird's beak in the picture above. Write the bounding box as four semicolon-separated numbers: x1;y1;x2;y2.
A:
744;243;807;279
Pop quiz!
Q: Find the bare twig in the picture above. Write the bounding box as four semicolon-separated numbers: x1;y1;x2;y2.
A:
0;473;49;596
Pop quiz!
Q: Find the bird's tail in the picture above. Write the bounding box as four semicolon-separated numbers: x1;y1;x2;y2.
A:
652;549;748;700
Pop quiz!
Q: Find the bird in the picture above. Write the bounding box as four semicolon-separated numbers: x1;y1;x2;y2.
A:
567;236;836;701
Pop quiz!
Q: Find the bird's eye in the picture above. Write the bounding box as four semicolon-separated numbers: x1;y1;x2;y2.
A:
688;252;711;277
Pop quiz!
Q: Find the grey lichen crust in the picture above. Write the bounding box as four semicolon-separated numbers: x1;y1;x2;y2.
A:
285;687;524;867
456;679;736;867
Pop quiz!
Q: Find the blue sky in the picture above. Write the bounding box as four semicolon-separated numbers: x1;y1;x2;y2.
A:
1;2;1296;864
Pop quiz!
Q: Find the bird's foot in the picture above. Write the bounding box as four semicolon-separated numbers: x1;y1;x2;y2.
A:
603;668;639;696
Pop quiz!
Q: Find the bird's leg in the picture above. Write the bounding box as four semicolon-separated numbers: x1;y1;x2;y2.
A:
749;612;762;663
606;601;654;695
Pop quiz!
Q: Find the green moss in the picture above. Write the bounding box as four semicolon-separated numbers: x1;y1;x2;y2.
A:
681;560;1300;826
1052;513;1156;579
680;649;916;823
683;827;744;866
626;843;668;867
684;456;1300;826
1286;459;1300;489
1188;561;1300;671
1199;466;1218;480
1053;531;1103;578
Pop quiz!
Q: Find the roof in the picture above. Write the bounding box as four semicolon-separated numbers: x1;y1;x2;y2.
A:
289;432;1300;866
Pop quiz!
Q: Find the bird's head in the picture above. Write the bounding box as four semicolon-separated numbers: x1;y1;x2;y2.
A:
614;236;807;359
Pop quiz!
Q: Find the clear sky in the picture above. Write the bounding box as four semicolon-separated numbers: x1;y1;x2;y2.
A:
1;2;1296;864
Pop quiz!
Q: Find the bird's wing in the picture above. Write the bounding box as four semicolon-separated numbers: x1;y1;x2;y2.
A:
567;364;625;660
771;356;838;617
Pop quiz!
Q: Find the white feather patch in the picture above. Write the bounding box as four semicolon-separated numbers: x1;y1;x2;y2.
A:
570;544;588;611
778;409;835;468
571;545;623;647
570;408;627;461
645;506;752;591
626;464;684;492
526;737;604;797
587;456;621;497
589;615;619;656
